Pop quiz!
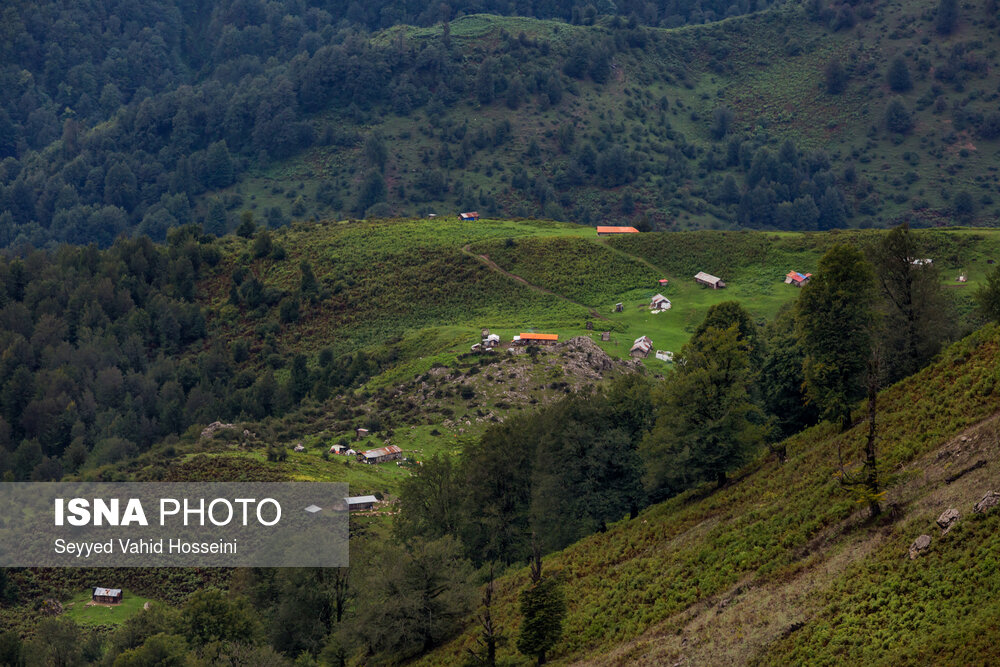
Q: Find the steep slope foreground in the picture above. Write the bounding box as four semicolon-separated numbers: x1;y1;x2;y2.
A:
420;324;1000;665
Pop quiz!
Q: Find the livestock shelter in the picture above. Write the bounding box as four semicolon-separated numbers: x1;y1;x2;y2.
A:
358;445;403;464
694;272;726;289
516;333;559;345
92;588;123;604
345;496;378;511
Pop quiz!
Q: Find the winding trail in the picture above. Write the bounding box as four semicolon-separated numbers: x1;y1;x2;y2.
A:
461;244;608;320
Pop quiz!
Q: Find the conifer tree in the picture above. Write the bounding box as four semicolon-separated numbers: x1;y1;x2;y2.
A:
796;244;877;431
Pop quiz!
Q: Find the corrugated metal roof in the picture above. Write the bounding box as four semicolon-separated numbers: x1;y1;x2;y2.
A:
346;496;378;505
695;271;722;283
596;226;639;234
519;333;559;341
94;587;121;597
362;445;402;458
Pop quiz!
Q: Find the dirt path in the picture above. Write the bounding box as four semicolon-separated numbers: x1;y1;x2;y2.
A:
461;244;607;320
593;236;671;278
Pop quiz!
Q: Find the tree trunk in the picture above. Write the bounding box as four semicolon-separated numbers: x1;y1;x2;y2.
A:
865;353;881;518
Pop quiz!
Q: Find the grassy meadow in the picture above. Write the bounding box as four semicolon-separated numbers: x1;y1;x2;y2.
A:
63;590;153;628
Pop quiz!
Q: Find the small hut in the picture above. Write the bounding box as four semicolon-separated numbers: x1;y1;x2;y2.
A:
358;445;403;464
615;303;624;313
92;588;123;605
345;496;378;511
294;443;305;452
694;272;726;289
630;336;653;358
784;271;812;287
517;333;559;345
601;331;611;341
650;294;671;310
356;428;369;440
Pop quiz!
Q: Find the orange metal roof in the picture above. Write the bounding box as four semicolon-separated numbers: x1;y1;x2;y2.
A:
596;226;639;234
519;333;559;341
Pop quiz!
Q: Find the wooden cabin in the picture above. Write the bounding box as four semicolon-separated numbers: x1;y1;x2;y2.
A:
345;496;378;511
694;272;726;289
358;445;403;464
784;271;812;287
650;293;671;310
516;333;559;345
93;588;123;605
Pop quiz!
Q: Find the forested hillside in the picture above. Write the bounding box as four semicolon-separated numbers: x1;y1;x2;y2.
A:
2;0;1000;248
3;218;1000;663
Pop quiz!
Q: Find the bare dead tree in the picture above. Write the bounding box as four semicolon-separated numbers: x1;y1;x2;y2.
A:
837;345;884;518
467;564;503;666
529;533;542;584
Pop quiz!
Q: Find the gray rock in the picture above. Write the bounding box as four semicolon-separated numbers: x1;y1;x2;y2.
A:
937;508;960;532
974;491;999;514
908;534;931;559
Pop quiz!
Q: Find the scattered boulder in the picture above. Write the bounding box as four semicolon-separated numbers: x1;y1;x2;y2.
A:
908;534;931;559
200;421;235;439
936;508;960;533
974;491;999;514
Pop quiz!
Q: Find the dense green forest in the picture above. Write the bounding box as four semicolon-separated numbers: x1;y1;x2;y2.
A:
3;0;1000;248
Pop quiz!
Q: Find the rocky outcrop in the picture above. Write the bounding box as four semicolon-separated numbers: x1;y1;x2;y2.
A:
936;508;960;533
908;534;931;559
973;491;999;514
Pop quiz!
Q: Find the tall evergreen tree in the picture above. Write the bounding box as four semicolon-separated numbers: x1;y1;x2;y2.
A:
642;323;764;498
887;57;913;93
935;0;958;35
796;244;877;431
517;576;565;665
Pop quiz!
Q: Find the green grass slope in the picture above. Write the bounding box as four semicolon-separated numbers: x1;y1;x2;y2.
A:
417;324;1000;665
201;219;1000;384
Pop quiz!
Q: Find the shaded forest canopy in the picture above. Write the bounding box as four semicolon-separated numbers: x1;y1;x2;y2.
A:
2;0;999;247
